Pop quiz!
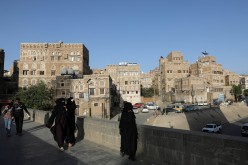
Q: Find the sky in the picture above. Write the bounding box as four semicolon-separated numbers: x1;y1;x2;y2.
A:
0;0;248;74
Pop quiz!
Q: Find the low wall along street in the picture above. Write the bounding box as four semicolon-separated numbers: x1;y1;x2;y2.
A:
30;109;248;165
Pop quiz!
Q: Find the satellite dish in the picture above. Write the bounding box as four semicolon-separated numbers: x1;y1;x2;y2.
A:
61;68;67;75
67;68;74;75
201;51;209;55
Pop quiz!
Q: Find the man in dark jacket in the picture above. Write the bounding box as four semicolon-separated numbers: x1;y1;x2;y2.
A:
12;98;31;136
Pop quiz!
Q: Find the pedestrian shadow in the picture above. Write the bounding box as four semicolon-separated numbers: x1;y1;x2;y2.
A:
0;133;87;165
75;117;85;142
24;125;46;133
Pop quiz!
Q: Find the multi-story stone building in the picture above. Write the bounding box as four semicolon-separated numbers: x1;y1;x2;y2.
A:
159;51;190;101
105;62;141;105
0;49;5;104
175;76;208;103
140;72;153;88
240;75;248;90
0;49;4;87
190;54;227;101
140;67;160;89
173;54;238;104
0;50;18;106
52;74;112;119
9;60;19;83
223;69;240;86
0;49;4;80
18;42;91;88
190;55;224;87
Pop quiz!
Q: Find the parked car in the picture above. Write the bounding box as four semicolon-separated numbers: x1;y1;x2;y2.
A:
241;123;248;137
141;106;149;113
197;102;204;106
133;103;144;109
162;107;177;115
174;105;184;113
146;103;157;110
203;101;208;106
133;109;139;114
184;106;195;112
192;104;199;110
202;121;222;133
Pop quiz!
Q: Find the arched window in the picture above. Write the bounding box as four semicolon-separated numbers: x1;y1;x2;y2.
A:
40;63;45;69
32;63;37;69
23;79;28;85
23;63;28;69
31;79;36;85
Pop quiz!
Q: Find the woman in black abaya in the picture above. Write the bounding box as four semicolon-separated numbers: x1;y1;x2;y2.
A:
65;97;77;147
119;101;138;161
46;98;68;151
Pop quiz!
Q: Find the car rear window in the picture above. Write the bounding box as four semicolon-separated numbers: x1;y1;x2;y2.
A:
206;125;214;128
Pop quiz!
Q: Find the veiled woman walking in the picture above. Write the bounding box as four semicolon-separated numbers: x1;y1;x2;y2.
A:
65;97;77;147
46;98;68;151
119;101;138;161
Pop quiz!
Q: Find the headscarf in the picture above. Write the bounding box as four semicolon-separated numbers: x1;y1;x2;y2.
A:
121;101;136;124
66;97;76;111
55;98;66;108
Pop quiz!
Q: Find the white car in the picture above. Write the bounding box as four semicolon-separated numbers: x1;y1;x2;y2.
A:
202;122;222;133
141;106;149;113
241;123;248;137
133;109;139;114
146;103;157;110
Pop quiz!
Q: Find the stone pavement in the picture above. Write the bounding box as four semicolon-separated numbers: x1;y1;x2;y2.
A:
0;117;153;165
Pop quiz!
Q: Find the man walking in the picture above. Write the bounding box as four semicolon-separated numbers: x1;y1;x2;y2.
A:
12;98;31;136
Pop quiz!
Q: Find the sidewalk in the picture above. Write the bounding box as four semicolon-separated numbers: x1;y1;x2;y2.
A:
0;117;150;165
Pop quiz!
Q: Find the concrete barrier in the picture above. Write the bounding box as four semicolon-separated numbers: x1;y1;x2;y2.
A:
31;109;248;165
28;109;51;125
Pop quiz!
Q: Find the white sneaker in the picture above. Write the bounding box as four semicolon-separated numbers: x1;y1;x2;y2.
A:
59;147;64;151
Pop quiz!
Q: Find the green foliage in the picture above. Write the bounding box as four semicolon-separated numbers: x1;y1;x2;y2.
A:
243;89;248;97
230;84;242;102
141;87;156;97
15;81;54;110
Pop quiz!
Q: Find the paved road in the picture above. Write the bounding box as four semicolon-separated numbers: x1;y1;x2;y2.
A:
0;117;156;165
110;108;154;125
134;108;154;125
222;117;248;137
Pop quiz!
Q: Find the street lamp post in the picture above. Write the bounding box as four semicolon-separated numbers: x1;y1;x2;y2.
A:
87;79;91;117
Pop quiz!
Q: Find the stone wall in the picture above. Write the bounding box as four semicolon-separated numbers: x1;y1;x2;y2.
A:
30;109;248;165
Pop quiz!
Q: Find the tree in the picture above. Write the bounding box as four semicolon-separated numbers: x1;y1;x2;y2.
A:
230;85;242;102
141;87;154;97
15;81;54;110
243;89;248;97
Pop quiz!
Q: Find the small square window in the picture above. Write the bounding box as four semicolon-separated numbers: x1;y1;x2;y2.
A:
100;88;105;95
51;70;56;76
40;71;44;75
